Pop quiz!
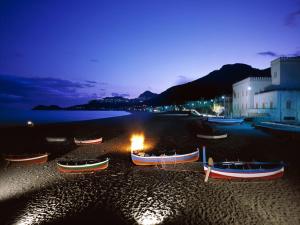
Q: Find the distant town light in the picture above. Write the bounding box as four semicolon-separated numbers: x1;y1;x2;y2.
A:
210;99;213;102
221;96;225;99
27;120;34;127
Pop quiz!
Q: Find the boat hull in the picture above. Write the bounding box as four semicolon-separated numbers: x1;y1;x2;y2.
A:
207;118;244;124
197;133;228;139
57;158;109;173
132;150;199;166
74;137;102;145
46;137;67;143
204;166;284;180
4;153;48;165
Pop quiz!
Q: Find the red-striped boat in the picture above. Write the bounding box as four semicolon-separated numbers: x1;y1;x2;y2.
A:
131;149;199;166
57;158;109;173
202;147;284;180
74;137;103;145
4;153;49;165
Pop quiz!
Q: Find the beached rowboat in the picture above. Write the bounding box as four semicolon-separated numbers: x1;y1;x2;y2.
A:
74;137;103;145
46;137;67;143
202;147;284;180
254;122;300;134
207;117;244;124
197;133;228;139
131;149;199;166
57;158;109;173
4;153;49;164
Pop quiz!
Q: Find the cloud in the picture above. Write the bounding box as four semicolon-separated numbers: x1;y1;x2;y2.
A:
0;75;105;108
257;51;279;57
257;50;300;58
85;80;97;84
111;92;130;98
85;80;108;86
90;59;99;63
175;75;192;85
285;9;300;27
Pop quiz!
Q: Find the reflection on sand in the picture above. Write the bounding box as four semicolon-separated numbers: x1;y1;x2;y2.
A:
133;201;171;225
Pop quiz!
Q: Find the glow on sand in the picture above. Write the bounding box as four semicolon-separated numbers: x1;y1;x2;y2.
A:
131;134;144;151
133;201;173;225
137;210;164;225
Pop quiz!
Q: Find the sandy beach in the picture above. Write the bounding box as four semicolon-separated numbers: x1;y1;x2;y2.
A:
0;112;300;225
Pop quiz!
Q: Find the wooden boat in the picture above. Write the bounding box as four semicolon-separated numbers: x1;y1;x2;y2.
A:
4;153;48;164
57;158;109;173
131;149;199;166
197;133;228;139
202;147;284;180
74;137;103;145
46;137;67;143
254;122;300;134
207;117;244;124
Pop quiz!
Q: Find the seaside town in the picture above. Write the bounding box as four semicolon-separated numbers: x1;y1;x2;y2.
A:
1;1;300;225
42;56;300;125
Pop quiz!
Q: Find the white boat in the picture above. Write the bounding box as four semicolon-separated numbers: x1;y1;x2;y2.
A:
4;153;49;164
255;122;300;134
74;137;103;145
202;147;285;180
197;133;228;139
207;117;244;124
131;149;199;166
46;137;67;143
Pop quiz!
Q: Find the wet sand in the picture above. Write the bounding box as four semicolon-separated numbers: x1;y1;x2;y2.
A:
0;113;300;225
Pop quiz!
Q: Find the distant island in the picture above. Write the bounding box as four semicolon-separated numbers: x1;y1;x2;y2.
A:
33;63;270;111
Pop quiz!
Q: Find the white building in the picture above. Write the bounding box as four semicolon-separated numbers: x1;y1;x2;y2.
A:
233;57;300;122
233;77;271;116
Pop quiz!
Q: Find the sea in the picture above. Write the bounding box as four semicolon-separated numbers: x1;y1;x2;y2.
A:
0;109;131;127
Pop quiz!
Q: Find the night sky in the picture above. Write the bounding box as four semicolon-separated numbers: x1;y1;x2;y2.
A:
0;0;299;108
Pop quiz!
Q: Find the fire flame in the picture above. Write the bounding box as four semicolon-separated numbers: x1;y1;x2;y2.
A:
131;134;144;152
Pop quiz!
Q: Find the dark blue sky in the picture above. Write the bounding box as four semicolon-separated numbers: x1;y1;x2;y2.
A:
0;0;299;108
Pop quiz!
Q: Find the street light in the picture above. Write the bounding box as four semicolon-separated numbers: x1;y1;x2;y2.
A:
221;96;225;116
247;86;252;91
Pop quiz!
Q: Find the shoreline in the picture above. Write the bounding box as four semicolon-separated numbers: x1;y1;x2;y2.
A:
0;109;133;129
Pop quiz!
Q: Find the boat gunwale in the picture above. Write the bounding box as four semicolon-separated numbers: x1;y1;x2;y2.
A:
57;158;109;168
74;137;103;144
131;149;199;160
46;137;67;142
203;164;284;173
5;153;49;162
197;133;228;139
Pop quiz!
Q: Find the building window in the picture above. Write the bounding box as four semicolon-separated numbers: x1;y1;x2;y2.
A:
256;103;258;109
274;71;277;78
262;103;265;109
246;103;247;109
284;116;295;121
286;100;292;109
270;101;273;109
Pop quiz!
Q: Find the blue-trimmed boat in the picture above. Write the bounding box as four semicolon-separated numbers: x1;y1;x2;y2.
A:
202;147;284;180
131;149;199;166
207;117;244;125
